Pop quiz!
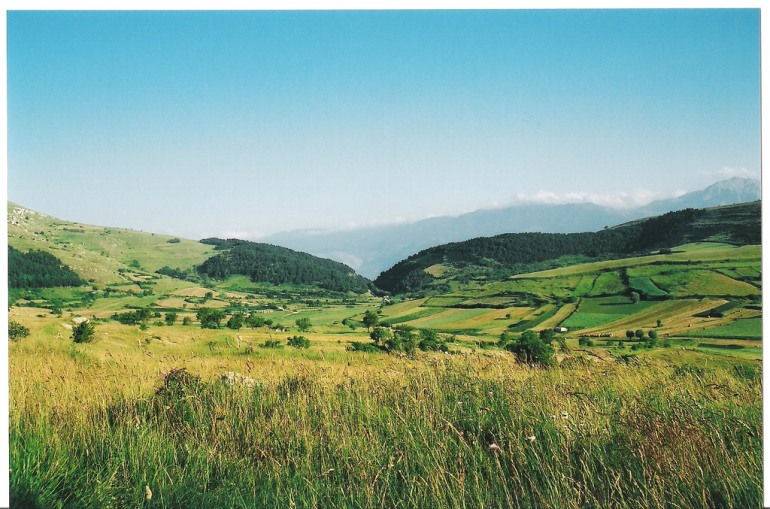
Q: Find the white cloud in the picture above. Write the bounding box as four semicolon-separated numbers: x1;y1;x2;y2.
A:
218;230;266;240
510;188;685;209
711;166;759;180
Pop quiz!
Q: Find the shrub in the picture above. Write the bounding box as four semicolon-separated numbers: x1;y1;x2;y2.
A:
346;341;381;353
385;327;418;355
418;329;448;352
505;330;554;366
287;335;310;349
260;339;283;349
71;320;96;343
8;320;29;341
370;326;391;345
578;336;594;347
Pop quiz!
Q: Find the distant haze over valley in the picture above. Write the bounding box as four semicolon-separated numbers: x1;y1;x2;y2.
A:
264;177;760;278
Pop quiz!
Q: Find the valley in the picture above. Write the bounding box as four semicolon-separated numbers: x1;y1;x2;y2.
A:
7;200;762;508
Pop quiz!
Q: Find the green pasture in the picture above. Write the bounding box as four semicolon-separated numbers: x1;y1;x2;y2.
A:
683;317;762;340
628;277;669;298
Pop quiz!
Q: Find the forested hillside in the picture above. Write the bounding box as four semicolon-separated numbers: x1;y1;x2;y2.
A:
197;239;372;293
8;246;85;288
375;202;760;294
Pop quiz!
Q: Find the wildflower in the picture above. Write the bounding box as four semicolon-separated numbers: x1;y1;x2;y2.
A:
488;443;501;454
145;485;152;501
526;435;536;443
561;411;569;420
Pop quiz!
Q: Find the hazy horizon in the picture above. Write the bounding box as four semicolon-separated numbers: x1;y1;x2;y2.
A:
7;9;761;240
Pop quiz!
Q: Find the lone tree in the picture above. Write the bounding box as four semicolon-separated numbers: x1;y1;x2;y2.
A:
72;320;96;343
295;317;312;332
228;313;246;330
626;330;635;340
370;326;390;345
362;309;379;332
505;330;554;367
164;312;178;326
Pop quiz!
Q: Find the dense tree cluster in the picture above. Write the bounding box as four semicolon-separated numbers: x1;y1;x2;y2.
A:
375;202;761;294
197;239;371;293
9;246;85;289
156;266;191;280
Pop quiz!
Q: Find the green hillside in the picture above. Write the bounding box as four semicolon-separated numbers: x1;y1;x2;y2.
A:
375;201;761;294
377;242;760;347
8;202;217;285
197;238;372;293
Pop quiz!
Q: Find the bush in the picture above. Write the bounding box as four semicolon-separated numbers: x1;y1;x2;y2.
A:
505;330;554;366
578;337;594;347
418;329;448;352
8;320;30;341
287;335;310;349
346;341;381;353
385;327;418;355
72;320;96;343
370;326;391;345
260;339;283;349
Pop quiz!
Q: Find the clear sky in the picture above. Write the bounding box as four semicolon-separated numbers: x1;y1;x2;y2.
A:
7;9;761;239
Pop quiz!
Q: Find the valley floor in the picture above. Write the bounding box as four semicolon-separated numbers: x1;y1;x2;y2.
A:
9;311;762;509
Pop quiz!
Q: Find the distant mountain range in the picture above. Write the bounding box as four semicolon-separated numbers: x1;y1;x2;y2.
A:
265;177;760;279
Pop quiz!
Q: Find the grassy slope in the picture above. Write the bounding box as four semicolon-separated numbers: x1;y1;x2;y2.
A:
8;202;217;285
8;207;762;507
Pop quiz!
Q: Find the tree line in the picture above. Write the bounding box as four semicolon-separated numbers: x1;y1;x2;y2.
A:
8;246;85;289
197;239;372;293
375;202;761;294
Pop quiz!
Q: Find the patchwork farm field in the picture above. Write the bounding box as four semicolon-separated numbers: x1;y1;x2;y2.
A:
8;229;763;508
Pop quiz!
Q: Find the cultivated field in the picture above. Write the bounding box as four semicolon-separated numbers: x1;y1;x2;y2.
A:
7;208;763;508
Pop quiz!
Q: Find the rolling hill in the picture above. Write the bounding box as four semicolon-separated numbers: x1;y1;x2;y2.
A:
374;201;761;294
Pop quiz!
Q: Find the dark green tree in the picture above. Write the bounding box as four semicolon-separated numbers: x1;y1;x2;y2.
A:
505;330;554;366
635;329;645;340
295;317;312;332
287;335;310;348
72;320;96;343
164;312;178;326
626;330;635;340
362;309;379;332
385;326;418;355
539;329;556;342
197;307;225;329
228;313;246;330
247;314;266;328
370;326;390;345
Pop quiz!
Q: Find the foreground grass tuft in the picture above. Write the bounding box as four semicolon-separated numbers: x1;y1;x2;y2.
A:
10;353;761;508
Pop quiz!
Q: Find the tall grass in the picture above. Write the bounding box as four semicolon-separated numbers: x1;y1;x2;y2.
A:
10;350;761;508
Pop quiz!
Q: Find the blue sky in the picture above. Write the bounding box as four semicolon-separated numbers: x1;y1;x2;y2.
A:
7;9;761;239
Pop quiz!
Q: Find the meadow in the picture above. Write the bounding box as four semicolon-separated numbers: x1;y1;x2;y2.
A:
9;325;762;508
7;204;764;508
